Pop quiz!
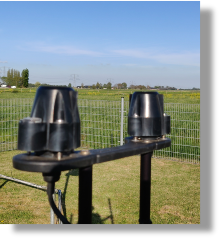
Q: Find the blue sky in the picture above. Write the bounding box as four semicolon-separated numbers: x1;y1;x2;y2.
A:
0;1;200;89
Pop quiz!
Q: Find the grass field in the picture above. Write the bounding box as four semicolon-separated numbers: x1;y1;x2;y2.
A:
0;150;200;224
0;87;200;104
0;88;200;162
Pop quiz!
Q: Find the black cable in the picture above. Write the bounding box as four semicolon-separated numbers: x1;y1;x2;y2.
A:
47;182;71;224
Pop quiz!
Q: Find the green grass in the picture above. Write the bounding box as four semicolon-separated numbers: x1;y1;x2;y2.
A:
0;88;36;99
0;87;200;104
77;89;200;104
0;150;200;224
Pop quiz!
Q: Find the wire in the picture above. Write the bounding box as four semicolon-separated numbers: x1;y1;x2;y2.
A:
47;182;71;224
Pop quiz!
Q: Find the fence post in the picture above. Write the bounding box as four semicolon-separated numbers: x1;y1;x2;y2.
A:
120;97;124;146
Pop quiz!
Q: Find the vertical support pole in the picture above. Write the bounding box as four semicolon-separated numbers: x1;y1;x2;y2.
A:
58;190;62;224
139;152;153;224
120;97;124;146
50;194;55;224
78;165;93;224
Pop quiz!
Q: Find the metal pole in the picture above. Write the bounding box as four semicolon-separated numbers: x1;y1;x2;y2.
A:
78;165;93;224
139;152;153;224
0;174;53;191
0;174;60;224
58;190;62;224
51;194;55;224
120;97;124;146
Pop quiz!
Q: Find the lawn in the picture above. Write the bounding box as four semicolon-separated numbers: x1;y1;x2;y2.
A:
0;150;200;224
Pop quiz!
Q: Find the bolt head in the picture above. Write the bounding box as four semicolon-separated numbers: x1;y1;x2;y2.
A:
80;150;90;155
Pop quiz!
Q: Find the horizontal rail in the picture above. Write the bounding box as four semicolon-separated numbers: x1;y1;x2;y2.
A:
13;137;171;173
0;174;59;194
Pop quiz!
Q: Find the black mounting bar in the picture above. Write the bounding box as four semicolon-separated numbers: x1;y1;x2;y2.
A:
13;137;170;173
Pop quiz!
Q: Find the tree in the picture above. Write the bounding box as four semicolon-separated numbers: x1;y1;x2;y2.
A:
21;69;29;88
139;85;146;90
129;84;135;89
14;69;22;87
28;83;35;87
2;68;29;87
68;83;72;87
106;82;112;90
1;76;7;84
96;82;101;89
6;69;13;86
113;84;118;89
122;82;127;89
3;68;22;86
117;83;122;89
35;82;41;87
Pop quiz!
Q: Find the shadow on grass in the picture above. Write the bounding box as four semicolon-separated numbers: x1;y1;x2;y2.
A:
62;169;80;221
92;199;114;224
61;169;79;218
61;169;114;224
0;179;8;188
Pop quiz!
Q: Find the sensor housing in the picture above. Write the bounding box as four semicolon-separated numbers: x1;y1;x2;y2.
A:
17;86;80;153
128;92;170;137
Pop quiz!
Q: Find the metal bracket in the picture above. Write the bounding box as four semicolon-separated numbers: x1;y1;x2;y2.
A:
13;136;171;174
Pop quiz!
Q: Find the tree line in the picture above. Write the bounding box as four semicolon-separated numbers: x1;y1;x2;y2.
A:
31;81;127;90
92;81;127;89
80;82;152;90
31;82;67;88
1;68;29;88
27;80;199;91
79;81;127;90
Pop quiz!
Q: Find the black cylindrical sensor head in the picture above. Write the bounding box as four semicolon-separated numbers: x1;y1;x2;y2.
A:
18;86;80;152
128;92;170;137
